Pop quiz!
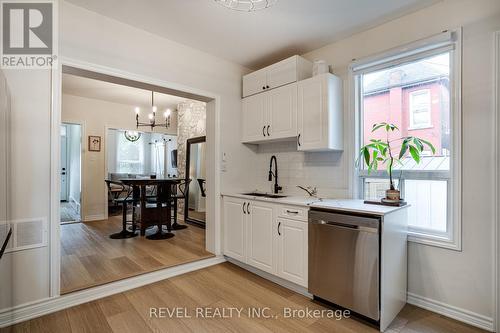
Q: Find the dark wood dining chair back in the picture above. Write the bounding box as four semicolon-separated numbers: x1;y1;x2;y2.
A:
168;179;192;229
172;179;192;199
197;178;206;197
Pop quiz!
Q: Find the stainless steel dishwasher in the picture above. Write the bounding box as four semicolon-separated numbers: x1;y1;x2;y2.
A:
308;208;381;321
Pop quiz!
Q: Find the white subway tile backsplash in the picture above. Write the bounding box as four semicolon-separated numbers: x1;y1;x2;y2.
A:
250;140;349;198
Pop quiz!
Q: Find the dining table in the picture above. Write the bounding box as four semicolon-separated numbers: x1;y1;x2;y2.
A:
119;176;184;240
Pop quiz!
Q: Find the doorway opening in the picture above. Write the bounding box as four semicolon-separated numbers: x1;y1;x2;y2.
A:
60;123;82;224
58;66;215;294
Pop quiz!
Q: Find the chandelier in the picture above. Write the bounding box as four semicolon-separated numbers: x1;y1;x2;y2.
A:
135;91;172;130
214;0;277;11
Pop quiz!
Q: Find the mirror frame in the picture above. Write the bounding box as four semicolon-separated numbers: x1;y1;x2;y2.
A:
184;136;206;227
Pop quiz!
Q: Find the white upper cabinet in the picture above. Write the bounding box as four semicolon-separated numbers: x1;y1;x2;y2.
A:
242;55;312;98
241;83;297;143
243;70;268;98
267;83;297;140
242;93;268;142
297;73;343;151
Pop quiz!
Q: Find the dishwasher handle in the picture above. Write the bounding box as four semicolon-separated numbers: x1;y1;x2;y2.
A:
310;218;379;233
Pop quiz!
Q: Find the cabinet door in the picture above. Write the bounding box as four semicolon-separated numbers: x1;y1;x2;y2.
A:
243;70;268;97
223;198;247;262
242;93;267;143
267;83;297;140
277;218;308;287
246;201;276;274
267;56;297;90
297;76;327;151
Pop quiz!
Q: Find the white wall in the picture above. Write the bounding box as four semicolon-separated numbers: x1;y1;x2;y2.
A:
0;70;51;311
297;0;499;322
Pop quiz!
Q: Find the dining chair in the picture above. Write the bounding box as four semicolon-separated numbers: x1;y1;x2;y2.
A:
170;179;192;230
105;180;137;239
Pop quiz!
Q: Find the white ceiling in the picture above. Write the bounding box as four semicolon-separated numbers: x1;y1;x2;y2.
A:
62;73;187;111
65;0;440;69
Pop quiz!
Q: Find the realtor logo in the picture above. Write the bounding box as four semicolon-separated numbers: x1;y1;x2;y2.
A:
1;1;57;68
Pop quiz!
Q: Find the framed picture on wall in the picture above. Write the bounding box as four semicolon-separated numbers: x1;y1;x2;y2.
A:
88;135;101;152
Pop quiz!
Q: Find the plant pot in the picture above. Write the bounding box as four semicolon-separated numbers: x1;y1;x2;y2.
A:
385;189;400;201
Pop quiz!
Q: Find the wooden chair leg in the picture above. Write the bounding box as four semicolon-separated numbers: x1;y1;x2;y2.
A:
174;199;178;224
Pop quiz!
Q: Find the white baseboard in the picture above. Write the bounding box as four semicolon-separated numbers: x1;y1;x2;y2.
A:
225;256;311;298
407;292;494;332
0;256;226;328
83;214;106;222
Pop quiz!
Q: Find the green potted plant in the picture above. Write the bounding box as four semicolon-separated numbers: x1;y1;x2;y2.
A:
358;122;436;202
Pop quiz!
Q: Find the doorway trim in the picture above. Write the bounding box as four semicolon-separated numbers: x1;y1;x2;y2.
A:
494;30;500;333
50;57;222;297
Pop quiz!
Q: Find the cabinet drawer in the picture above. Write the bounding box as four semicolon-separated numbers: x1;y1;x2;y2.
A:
277;206;308;221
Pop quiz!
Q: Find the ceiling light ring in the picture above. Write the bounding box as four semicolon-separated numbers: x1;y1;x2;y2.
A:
214;0;277;12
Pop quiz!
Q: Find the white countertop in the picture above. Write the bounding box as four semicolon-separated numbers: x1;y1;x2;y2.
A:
221;192;408;216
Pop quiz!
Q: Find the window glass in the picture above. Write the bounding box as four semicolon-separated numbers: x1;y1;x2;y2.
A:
362;52;451;171
358;51;453;238
117;131;145;174
405;179;447;233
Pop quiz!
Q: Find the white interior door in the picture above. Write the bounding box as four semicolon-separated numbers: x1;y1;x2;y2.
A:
60;126;68;202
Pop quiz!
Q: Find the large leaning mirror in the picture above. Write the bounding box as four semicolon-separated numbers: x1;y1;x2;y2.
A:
184;136;206;227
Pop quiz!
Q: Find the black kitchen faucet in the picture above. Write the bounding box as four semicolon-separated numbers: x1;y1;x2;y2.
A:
268;155;282;194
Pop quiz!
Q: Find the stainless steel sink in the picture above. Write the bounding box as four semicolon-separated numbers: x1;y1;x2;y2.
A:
264;194;287;198
242;192;287;199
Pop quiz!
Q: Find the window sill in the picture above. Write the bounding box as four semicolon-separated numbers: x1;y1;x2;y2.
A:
407;231;461;251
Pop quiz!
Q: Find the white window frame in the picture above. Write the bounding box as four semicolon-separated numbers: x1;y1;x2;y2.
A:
409;89;432;129
350;30;462;251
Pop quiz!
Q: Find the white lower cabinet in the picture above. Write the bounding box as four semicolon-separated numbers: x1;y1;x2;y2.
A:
246;201;276;274
223;197;247;262
223;197;308;288
276;218;308;287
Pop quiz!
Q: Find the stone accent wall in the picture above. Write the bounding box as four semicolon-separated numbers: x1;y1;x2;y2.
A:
177;100;206;215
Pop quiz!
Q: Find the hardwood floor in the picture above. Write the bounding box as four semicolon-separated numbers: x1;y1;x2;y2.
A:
4;262;487;333
60;216;213;294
